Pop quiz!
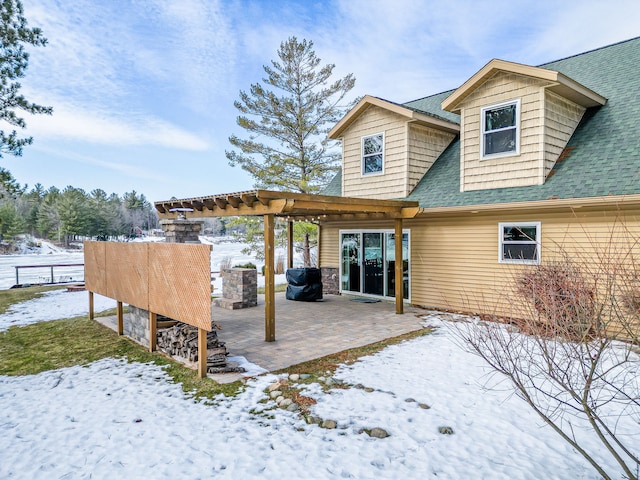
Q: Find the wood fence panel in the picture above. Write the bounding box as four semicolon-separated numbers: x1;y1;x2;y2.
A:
105;242;149;309
149;243;212;331
84;241;107;295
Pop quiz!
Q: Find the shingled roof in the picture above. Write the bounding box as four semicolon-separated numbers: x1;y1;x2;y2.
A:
326;37;640;208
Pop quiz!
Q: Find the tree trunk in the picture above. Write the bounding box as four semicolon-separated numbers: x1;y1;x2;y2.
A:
303;232;311;267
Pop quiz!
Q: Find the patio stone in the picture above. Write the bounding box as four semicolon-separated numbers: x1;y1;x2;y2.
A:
213;292;425;372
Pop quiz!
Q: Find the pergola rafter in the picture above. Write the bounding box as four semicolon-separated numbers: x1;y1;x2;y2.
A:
155;190;420;342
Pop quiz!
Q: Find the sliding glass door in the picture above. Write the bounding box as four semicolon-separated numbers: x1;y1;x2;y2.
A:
363;233;384;296
385;232;409;299
341;233;360;293
340;230;409;300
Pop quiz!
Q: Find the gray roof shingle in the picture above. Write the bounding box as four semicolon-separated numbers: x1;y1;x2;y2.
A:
324;37;640;206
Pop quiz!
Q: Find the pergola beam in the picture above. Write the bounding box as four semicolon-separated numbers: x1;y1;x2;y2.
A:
154;189;420;221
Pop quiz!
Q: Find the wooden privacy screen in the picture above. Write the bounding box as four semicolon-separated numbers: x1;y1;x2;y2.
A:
106;242;149;308
84;241;213;331
148;243;212;331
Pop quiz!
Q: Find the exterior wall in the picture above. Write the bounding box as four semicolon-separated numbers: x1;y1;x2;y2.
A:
341;105;408;199
459;72;551;192
543;91;585;179
407;124;455;194
320;206;640;319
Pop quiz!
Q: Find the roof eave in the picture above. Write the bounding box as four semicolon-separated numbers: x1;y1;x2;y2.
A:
419;194;640;216
328;95;459;139
441;59;606;113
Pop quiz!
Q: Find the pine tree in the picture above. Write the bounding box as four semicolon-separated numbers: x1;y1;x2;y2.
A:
226;37;355;265
0;0;53;156
227;37;354;193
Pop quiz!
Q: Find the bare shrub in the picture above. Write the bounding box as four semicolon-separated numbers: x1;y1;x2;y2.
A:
515;259;596;340
457;219;640;480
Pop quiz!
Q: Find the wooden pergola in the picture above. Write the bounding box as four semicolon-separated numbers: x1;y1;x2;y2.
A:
155;190;420;342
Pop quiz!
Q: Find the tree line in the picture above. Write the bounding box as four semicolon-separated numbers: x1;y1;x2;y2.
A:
0;168;158;246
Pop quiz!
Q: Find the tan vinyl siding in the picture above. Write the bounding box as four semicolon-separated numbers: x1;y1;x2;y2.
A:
407;124;455;194
544;91;585;178
409;208;640;318
342;105;408;199
321;207;640;321
459;72;551;192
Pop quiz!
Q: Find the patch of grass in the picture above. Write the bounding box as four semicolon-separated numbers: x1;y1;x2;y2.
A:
0;316;243;400
0;285;65;315
274;326;433;377
257;283;288;295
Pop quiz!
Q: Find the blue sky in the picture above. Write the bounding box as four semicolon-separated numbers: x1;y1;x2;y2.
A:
4;0;640;202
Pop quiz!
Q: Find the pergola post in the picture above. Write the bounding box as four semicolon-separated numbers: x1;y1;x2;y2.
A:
317;223;322;267
264;214;276;341
198;328;207;378
394;218;404;314
117;301;124;335
287;220;294;269
149;311;157;352
88;291;94;320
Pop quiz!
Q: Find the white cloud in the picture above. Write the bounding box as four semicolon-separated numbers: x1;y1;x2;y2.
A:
24;0;239;120
525;0;640;61
36;147;171;184
24;99;209;151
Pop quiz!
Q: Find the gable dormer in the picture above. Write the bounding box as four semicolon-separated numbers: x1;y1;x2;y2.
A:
442;60;606;192
328;95;459;199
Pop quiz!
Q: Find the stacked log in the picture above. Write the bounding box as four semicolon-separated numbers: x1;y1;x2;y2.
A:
156;320;245;374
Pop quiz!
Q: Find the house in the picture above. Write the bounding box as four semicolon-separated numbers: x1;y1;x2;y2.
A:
155;37;640;330
318;36;640;316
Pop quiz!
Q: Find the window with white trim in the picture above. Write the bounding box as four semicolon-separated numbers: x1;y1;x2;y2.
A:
499;222;540;264
482;100;520;158
362;133;384;175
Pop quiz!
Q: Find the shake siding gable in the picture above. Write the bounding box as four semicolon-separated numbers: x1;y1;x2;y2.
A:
459;72;551;191
544;91;585;179
342;105;408;199
408;124;456;194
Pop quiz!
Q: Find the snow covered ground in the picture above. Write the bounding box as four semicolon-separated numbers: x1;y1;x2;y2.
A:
0;290;114;331
1;315;637;479
1;239;638;478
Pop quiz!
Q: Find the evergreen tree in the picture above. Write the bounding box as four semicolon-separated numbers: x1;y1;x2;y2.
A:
36;186;60;241
226;37;355;265
0;0;53;156
57;186;89;246
20;182;44;235
0;167;23;197
227;36;354;193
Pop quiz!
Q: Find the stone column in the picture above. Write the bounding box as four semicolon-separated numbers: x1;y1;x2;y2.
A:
160;218;204;243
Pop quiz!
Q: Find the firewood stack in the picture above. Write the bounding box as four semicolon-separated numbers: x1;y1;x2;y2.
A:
156;319;246;374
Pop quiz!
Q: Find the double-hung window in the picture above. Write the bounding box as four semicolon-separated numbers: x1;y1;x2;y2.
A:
499;222;540;264
482;100;520;158
362;133;384;175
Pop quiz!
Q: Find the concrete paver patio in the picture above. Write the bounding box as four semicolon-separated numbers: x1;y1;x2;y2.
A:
96;292;427;375
214;293;426;371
